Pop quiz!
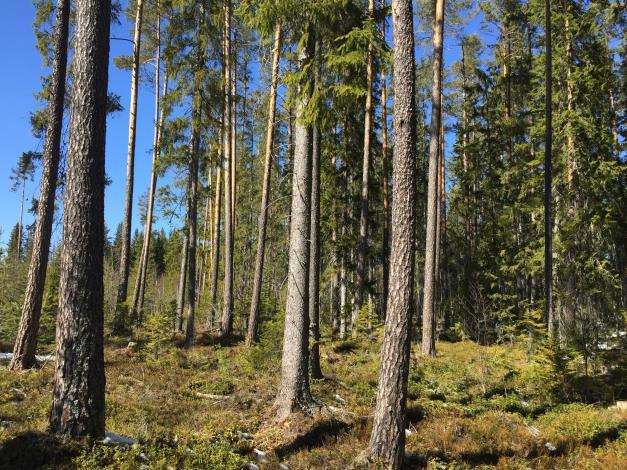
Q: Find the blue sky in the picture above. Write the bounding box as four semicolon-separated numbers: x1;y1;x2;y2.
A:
0;1;164;249
0;1;491;251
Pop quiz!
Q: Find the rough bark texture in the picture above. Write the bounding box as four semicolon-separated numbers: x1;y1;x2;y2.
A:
545;0;554;337
114;0;144;333
421;0;445;358
309;86;322;379
247;23;282;345
49;0;111;438
355;0;375;322
364;0;416;465
275;36;314;421
10;0;70;371
221;0;234;337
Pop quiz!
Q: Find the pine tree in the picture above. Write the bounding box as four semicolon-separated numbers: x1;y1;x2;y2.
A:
114;0;145;334
10;0;70;371
363;0;417;465
422;0;446;357
50;0;111;438
275;27;315;421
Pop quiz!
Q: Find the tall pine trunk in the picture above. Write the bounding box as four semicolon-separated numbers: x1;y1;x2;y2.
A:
221;0;234;336
247;23;282;345
231;42;238;232
309;47;322;377
275;33;315;421
131;13;166;322
114;0;144;333
208;118;224;328
421;0;445;357
380;0;390;320
10;0;70;371
184;5;205;347
364;0;417;464
355;0;375;320
545;0;554;337
175;230;189;332
49;0;111;438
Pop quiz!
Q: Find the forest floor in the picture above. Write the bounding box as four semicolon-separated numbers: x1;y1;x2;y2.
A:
0;329;626;469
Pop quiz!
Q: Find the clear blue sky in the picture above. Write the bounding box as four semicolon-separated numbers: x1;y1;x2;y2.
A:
0;1;164;249
0;1;491;251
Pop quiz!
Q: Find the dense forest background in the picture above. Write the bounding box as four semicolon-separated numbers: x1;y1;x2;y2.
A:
0;0;625;468
2;0;624;366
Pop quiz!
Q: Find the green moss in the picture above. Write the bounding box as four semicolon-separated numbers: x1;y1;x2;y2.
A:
537;404;627;451
75;440;246;469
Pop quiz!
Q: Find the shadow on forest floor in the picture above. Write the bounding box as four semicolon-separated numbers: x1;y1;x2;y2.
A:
0;432;81;470
274;418;360;460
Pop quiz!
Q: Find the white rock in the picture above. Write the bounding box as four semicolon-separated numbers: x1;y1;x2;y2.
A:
247;464;259;470
102;432;136;446
405;428;413;437
253;448;267;463
279;464;290;470
545;442;557;452
0;353;53;363
334;394;346;404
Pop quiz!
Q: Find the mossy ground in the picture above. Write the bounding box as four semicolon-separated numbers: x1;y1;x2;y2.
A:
0;333;625;469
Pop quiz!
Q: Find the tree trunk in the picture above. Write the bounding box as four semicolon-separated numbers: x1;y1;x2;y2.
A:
339;256;347;340
355;0;375;321
565;16;575;192
176;230;188;332
221;0;234;337
49;0;110;438
114;0;144;333
208;121;223;328
17;179;25;260
439;108;449;330
460;37;472;315
274;34;314;421
197;163;212;299
331;148;340;337
380;0;390;320
364;0;417;465
434;91;443;325
231;42;238;232
10;0;70;371
421;0;445;357
247;23;282;345
309;58;323;378
131;18;166;322
545;0;554;337
184;5;205;347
